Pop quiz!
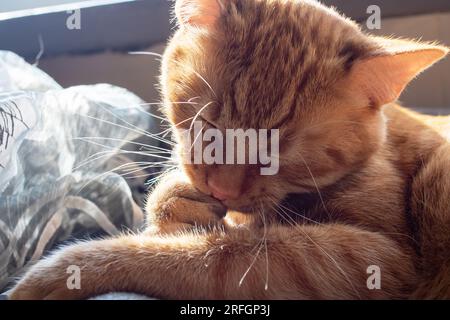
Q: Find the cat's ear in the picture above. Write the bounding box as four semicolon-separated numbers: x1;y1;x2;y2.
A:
347;38;448;107
175;0;224;27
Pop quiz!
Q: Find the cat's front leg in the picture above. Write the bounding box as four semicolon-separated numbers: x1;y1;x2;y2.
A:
145;170;227;235
9;224;416;300
8;244;98;300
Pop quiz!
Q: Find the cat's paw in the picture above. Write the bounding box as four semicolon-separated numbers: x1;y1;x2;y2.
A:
9;274;68;300
146;171;227;235
9;248;88;300
146;193;227;235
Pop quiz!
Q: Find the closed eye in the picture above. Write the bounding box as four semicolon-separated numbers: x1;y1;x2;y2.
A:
199;115;218;129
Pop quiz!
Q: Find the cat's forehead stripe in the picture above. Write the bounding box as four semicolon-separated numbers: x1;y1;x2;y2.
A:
209;0;376;129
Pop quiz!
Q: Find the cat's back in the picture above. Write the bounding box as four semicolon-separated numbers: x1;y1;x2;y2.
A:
385;104;450;158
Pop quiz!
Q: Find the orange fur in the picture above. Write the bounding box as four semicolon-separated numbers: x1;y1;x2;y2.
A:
9;0;450;299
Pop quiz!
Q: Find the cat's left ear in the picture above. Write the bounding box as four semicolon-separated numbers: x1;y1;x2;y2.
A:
175;0;224;27
347;38;449;107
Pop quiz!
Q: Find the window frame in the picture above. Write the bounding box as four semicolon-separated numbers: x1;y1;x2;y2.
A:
0;0;172;62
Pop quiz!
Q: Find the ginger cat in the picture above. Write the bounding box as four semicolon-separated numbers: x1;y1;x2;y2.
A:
9;0;450;299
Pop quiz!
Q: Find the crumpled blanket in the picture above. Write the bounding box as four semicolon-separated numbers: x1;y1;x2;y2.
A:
0;51;163;290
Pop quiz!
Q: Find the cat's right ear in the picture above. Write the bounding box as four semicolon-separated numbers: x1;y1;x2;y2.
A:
175;0;224;27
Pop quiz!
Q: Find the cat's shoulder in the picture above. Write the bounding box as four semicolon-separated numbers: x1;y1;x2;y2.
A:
385;103;450;142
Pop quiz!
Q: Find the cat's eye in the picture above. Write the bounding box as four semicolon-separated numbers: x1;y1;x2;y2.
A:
283;128;297;141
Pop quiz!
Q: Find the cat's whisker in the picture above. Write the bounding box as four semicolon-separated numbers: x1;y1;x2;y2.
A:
379;232;420;245
188;97;201;103
119;160;173;171
272;199;323;237
268;197;296;223
73;136;172;153
238;206;266;288
156;116;195;136
75;138;174;161
74;139;173;161
135;109;167;122
258;201;270;291
189;101;215;133
121;100;199;129
74;150;118;170
74;148;174;184
73;150;153;171
128;51;163;58
277;202;322;225
75;160;171;194
297;151;331;220
145;175;165;187
298;228;361;299
189;123;206;153
73;150;173;172
269;200;298;228
238;240;264;288
113;163;154;176
77;113;175;147
128;169;177;180
274;205;302;226
97;103;175;146
269;199;360;299
135;101;201;125
118;164;170;179
183;101;216;153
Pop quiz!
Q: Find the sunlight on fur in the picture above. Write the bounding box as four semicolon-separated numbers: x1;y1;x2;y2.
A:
8;0;450;299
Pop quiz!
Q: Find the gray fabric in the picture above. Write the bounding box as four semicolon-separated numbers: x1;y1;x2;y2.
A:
0;51;163;291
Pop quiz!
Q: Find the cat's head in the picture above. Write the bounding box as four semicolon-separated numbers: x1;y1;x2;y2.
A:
160;0;448;213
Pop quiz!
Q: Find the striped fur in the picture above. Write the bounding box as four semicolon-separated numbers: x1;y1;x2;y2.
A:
9;0;450;299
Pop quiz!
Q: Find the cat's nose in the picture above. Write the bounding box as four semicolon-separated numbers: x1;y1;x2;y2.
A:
207;176;240;201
